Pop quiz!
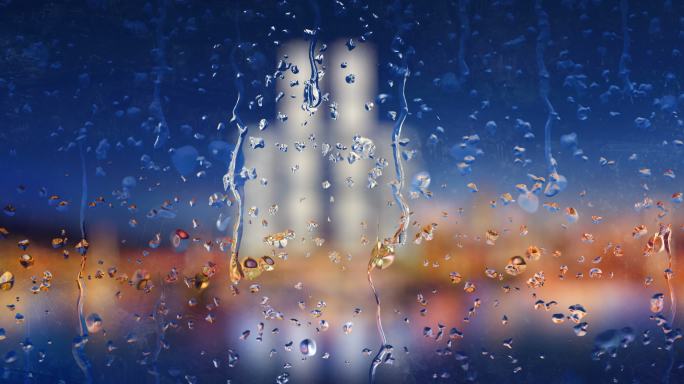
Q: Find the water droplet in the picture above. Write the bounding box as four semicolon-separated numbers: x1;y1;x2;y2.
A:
0;271;14;291
86;313;103;333
505;256;527;276
300;339;317;357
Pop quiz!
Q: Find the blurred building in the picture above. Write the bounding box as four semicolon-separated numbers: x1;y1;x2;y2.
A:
244;39;420;258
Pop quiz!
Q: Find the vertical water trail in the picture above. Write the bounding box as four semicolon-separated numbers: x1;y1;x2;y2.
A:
658;224;675;384
457;0;470;84
619;0;634;97
152;0;169;149
367;264;388;383
390;70;410;246
368;220;394;383
72;142;92;383
367;5;411;382
661;224;676;323
223;14;247;285
151;277;166;384
23;298;31;384
535;0;554;175
535;0;565;197
303;0;322;112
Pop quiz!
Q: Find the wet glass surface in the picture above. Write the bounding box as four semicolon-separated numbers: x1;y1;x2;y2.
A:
0;0;683;383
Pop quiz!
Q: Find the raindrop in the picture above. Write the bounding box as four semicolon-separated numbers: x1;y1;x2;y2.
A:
300;339;317;357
